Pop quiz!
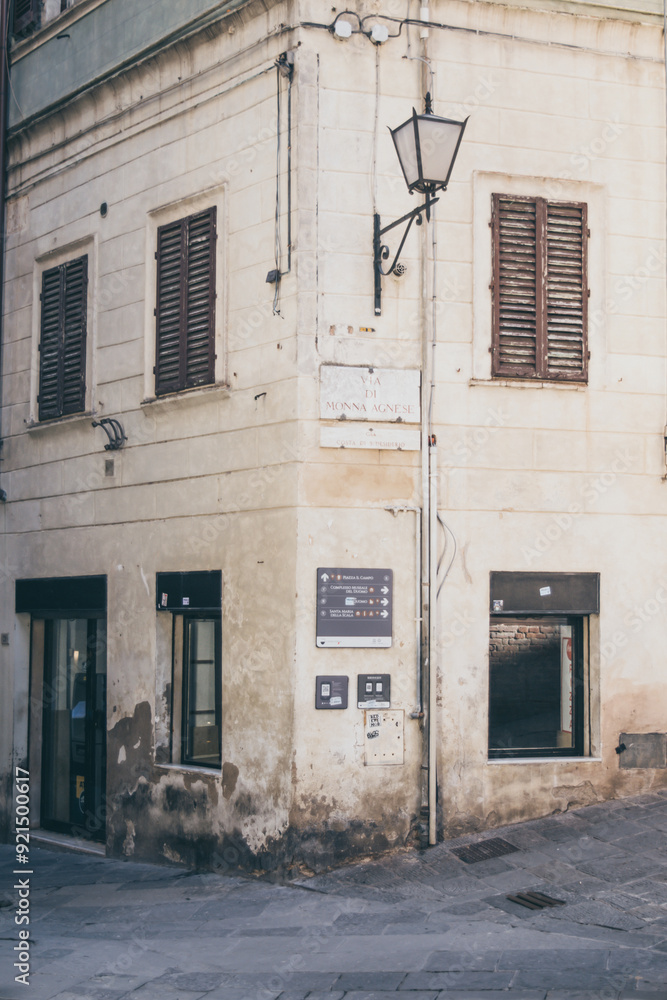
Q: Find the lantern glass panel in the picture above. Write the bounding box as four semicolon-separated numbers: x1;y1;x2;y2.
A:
391;118;420;189
416;116;465;189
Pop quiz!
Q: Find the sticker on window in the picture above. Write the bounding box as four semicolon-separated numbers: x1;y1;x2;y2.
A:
539;587;551;597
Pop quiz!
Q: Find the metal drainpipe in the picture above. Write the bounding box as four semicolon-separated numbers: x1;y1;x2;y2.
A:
418;0;438;847
0;0;8;502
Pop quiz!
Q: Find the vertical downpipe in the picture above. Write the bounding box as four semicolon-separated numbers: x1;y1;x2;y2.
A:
0;0;8;498
418;1;438;846
428;435;438;844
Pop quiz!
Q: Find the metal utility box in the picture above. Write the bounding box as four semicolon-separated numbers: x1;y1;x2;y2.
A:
315;675;349;710
364;710;404;765
357;674;391;709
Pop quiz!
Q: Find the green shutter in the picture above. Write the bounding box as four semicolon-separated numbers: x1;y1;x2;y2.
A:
38;256;88;421
155;207;216;395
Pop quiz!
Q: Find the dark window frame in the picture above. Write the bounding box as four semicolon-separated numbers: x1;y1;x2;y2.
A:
491;193;589;383
155;206;217;396
170;612;222;770
488;613;585;760
38;255;88;421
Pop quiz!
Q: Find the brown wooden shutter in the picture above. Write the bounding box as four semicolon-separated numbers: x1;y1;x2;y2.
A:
155;207;216;396
492;194;588;382
492;195;539;378
545;202;588;381
38;255;88;421
13;0;39;35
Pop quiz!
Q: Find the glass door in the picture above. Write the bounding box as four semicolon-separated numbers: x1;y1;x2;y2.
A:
41;618;107;841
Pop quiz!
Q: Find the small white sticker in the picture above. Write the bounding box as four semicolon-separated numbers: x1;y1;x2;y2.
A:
182;597;190;606
540;586;551;596
330;696;342;706
161;593;168;607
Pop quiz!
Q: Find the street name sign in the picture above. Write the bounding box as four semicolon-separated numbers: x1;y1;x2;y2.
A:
320;366;420;423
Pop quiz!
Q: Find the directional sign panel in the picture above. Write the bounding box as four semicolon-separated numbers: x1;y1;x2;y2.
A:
316;568;393;648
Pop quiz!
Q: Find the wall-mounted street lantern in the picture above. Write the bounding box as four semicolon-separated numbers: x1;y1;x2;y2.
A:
374;94;467;315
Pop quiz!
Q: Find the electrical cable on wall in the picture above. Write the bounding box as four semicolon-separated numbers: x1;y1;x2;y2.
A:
437;514;457;597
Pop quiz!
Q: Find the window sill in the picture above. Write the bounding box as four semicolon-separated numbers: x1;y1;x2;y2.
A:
154;761;221;776
487;757;601;765
25;410;95;433
470;379;586;391
141;382;230;409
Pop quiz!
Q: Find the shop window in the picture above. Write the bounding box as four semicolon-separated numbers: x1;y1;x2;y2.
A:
172;615;222;768
155;571;222;769
491;194;588;382
154;207;216;396
488;572;598;760
38;255;88;421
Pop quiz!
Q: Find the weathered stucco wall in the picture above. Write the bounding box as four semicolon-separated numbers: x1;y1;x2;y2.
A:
1;0;667;871
2;0;305;868
299;0;667;842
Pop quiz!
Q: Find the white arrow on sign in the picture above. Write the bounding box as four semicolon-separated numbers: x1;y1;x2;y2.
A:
380;610;389;618
380;598;388;606
381;586;389;594
321;573;330;582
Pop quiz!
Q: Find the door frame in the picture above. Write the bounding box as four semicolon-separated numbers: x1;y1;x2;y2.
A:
31;614;107;843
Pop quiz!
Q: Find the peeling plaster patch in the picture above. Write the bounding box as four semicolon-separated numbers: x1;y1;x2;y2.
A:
222;762;239;800
123;820;135;855
162;844;183;864
139;566;150;595
117;746;127;764
553;781;600;809
133;740;141;749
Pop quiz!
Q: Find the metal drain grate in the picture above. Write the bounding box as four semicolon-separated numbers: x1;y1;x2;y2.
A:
451;837;519;864
506;891;566;910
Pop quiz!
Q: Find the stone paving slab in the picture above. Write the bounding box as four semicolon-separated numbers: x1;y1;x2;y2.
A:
3;793;667;999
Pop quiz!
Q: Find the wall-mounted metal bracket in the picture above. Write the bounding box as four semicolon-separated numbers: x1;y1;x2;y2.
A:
373;195;439;316
92;418;127;450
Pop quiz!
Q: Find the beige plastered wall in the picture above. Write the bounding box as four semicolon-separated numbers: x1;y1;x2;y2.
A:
297;0;667;841
2;0;667;861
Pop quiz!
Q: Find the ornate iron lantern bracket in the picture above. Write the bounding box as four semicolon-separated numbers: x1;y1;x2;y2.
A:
373;195;439;316
92;417;127;450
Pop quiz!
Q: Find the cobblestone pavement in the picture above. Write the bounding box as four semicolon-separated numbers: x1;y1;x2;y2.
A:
2;791;667;999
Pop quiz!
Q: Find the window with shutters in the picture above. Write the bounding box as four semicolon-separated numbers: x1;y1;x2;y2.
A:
38;255;88;421
155;207;216;396
491;194;589;382
12;0;39;36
